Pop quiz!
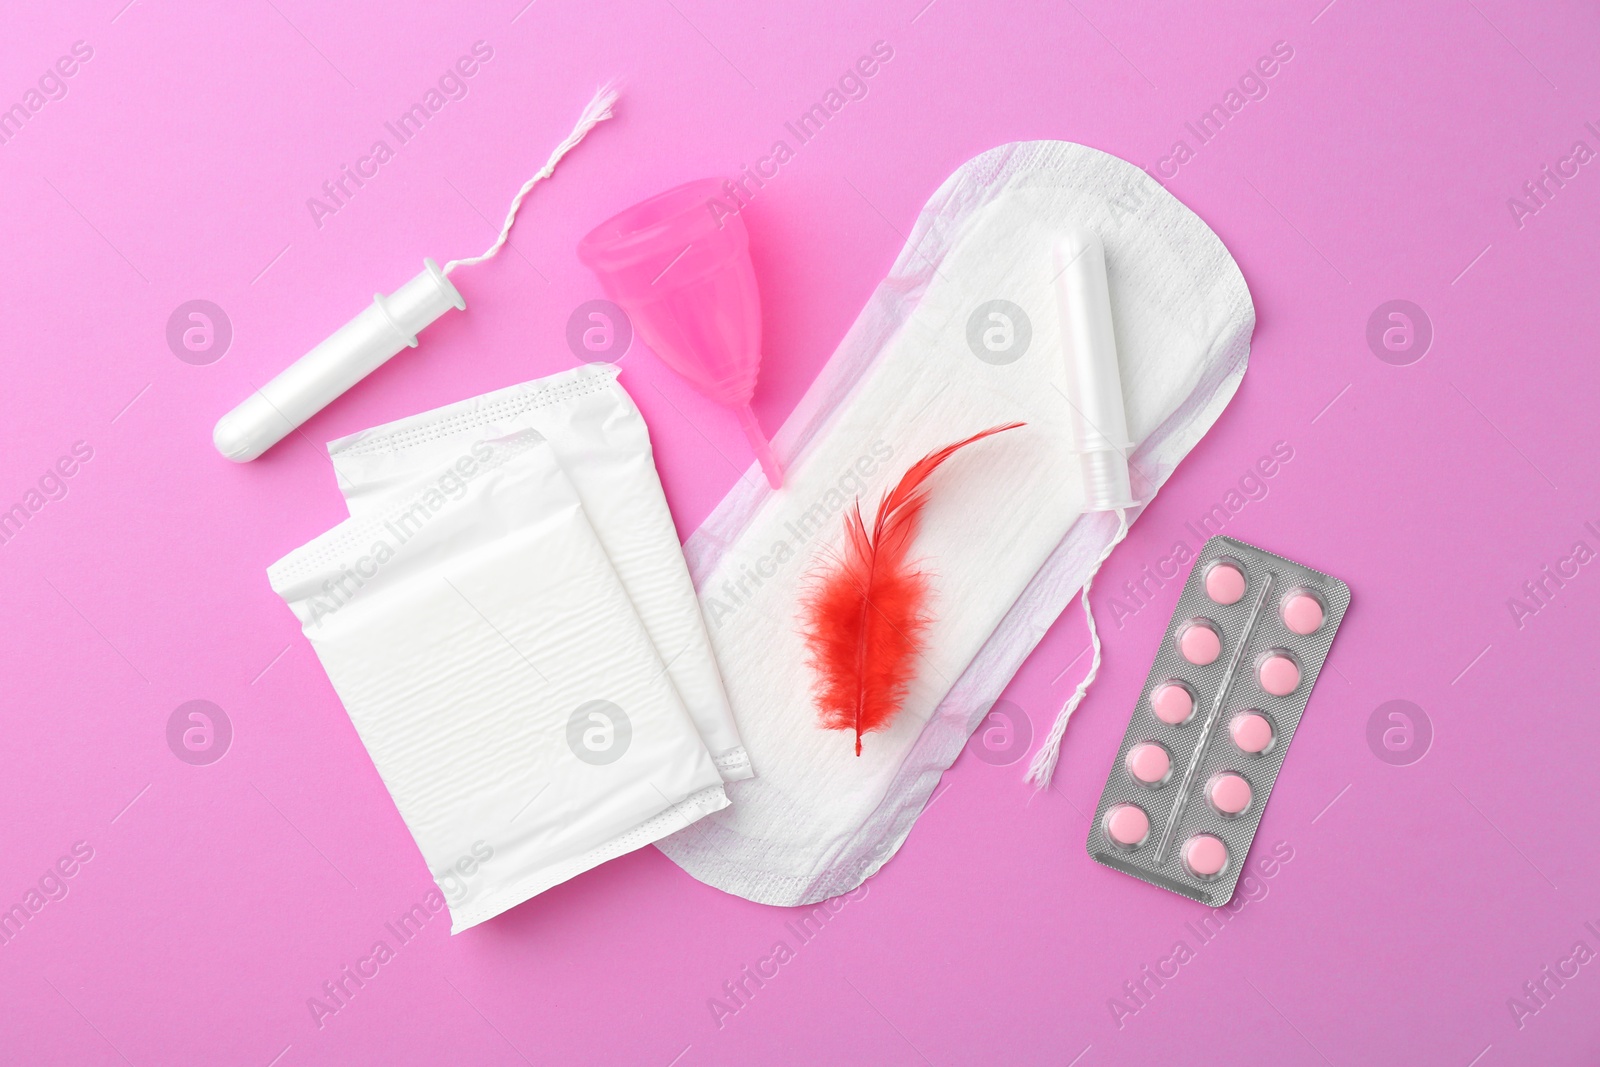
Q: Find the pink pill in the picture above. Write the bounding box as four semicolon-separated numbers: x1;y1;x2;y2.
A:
1105;804;1150;848
1126;743;1171;785
1183;834;1228;877
1179;622;1221;666
1258;653;1300;696
1283;593;1324;635
1230;712;1273;754
1150;684;1194;725
1205;563;1246;605
1208;772;1253;815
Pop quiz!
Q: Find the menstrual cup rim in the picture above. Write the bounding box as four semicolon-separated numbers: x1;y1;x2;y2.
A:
577;177;744;272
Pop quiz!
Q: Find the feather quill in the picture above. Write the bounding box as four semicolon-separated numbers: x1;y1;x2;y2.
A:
800;422;1025;755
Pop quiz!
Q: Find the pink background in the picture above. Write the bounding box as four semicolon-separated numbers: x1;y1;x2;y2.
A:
3;0;1598;1063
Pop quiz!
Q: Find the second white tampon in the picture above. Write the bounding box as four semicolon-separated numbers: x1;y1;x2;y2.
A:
1024;225;1141;790
1053;226;1138;511
212;84;619;463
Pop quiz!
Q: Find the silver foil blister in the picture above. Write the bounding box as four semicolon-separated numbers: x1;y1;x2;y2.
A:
1087;535;1349;905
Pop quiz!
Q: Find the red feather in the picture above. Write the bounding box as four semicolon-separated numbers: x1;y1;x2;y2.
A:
799;422;1025;755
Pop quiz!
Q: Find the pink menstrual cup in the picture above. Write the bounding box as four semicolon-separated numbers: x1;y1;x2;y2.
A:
578;178;781;487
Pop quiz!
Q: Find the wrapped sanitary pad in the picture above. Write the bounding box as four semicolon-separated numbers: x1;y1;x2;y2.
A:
269;429;727;932
325;364;750;782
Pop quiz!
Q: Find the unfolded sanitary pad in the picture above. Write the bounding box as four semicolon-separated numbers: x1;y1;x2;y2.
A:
656;140;1256;906
269;428;727;932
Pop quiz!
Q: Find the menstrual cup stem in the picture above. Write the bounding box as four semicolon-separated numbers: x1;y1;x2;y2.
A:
737;404;783;488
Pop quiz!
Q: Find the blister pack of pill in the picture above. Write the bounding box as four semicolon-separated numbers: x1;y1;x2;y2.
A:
1086;535;1349;905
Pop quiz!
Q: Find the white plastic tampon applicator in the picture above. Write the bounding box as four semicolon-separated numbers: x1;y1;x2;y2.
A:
213;262;464;461
213;84;620;462
1025;226;1140;790
1054;226;1138;512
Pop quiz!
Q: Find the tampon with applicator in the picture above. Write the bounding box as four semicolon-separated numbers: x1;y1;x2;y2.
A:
213;261;464;461
1023;225;1141;789
1054;226;1138;512
212;85;619;462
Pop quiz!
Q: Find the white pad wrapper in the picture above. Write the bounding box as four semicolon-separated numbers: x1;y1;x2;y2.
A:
656;141;1255;906
326;364;750;782
269;430;727;932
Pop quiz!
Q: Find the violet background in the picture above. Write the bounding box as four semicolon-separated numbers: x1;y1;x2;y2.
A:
1;0;1597;1063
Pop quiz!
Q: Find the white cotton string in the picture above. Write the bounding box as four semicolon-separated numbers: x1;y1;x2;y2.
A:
443;82;621;276
1025;507;1131;791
